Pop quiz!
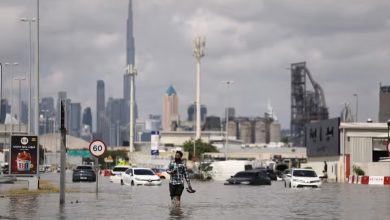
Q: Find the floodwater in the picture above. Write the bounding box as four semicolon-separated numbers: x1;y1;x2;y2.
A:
0;173;389;220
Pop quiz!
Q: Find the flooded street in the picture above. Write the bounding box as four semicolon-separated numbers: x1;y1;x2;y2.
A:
0;173;389;220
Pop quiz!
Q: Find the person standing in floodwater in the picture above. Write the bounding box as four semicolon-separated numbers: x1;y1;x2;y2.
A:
167;151;193;206
323;161;328;178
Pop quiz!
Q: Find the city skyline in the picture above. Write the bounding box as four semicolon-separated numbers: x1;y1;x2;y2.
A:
1;0;390;129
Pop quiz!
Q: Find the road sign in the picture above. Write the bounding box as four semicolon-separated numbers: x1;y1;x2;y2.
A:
89;140;107;158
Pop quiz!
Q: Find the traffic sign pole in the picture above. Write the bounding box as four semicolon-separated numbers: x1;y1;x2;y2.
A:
89;140;107;195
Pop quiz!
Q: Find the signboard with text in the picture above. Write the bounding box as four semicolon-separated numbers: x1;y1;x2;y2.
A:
10;135;38;175
305;118;340;157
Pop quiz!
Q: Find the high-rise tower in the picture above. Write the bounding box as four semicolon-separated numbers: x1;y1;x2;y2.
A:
163;86;179;131
124;0;135;102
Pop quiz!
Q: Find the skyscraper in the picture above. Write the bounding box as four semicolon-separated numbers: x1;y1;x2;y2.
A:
187;103;207;122
106;97;129;145
81;107;93;141
163;85;179;131
96;80;105;136
82;107;92;128
69;103;81;137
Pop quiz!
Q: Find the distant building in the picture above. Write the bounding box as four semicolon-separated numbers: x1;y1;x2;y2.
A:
82;107;92;129
203;116;221;131
145;114;161;131
238;120;251;144
187;104;207;122
163;85;179;131
0;99;9;123
379;85;390;122
96;80;105;134
269;121;281;143
254;119;266;144
225;107;235;120
69;103;81;137
227;120;237;139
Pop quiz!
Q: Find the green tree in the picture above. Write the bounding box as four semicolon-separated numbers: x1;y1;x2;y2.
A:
183;139;219;161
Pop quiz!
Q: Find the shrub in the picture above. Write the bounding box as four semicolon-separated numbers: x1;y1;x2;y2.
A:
353;165;365;176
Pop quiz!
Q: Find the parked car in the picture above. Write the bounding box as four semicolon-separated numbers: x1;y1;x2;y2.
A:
121;168;162;186
110;165;132;183
72;165;96;182
151;168;170;180
254;167;277;181
225;170;271;185
281;169;291;181
284;168;322;188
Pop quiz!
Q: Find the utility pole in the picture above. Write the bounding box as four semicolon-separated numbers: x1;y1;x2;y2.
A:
222;81;234;160
59;101;66;205
20;17;36;134
193;36;205;140
35;0;40;136
14;77;26;131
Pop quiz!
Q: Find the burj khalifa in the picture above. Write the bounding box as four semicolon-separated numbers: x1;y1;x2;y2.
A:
124;0;135;101
124;0;137;151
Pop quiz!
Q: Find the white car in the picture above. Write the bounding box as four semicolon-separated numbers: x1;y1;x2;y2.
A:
109;165;132;183
284;168;322;188
121;168;162;186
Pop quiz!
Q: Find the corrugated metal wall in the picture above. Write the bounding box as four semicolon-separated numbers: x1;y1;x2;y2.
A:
350;137;372;163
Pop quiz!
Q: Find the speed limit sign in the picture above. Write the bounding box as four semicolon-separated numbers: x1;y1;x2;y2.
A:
89;140;107;158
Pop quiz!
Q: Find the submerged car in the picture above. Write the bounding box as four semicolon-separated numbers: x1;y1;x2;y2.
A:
151;168;170;179
121;168;162;186
72;165;96;182
254;168;277;181
284;168;322;188
225;170;271;185
110;165;132;183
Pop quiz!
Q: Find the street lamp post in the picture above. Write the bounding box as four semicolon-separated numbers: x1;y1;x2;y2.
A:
221;80;234;160
20;17;36;134
4;62;19;121
353;94;358;122
126;64;137;153
14;77;26;130
193;36;205;140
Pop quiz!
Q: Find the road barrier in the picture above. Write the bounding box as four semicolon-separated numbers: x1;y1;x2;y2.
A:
347;175;390;185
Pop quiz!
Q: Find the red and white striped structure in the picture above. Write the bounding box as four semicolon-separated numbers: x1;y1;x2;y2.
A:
347;175;390;185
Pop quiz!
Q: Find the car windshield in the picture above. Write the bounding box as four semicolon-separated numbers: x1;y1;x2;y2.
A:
234;172;255;178
76;166;92;170
113;167;129;172
293;170;317;177
134;169;154;175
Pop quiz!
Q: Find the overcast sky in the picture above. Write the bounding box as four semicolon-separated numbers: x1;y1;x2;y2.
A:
1;0;389;129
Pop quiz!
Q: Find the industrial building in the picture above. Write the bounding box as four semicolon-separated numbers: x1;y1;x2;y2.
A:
290;62;329;146
303;119;390;182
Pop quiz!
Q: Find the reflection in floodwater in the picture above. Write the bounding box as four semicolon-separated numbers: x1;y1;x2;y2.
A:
0;173;389;219
8;195;38;219
169;205;184;220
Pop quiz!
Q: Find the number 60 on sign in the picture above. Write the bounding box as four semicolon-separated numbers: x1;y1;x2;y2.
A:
89;140;107;158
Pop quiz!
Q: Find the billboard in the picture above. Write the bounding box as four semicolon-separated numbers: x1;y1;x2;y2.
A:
10;135;39;175
150;131;160;156
305;118;340;157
